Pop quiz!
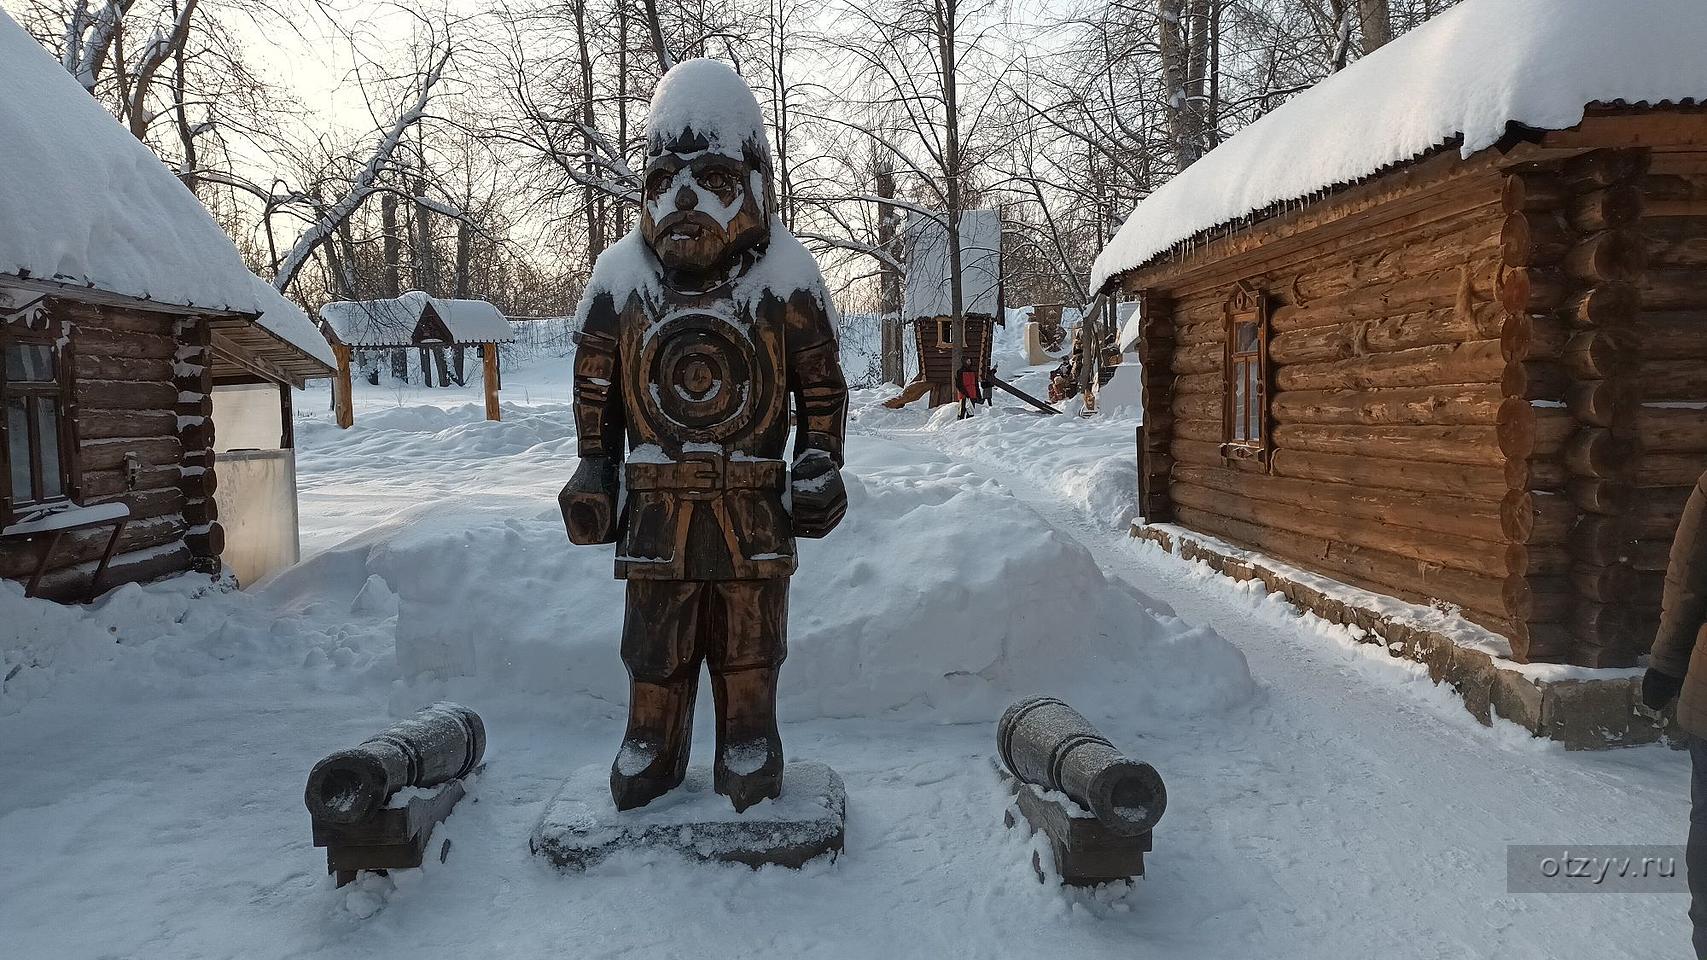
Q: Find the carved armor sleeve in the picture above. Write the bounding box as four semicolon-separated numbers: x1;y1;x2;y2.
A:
573;292;628;460
784;290;848;466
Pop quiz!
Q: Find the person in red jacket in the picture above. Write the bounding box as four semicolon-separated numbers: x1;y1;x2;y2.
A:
955;358;981;419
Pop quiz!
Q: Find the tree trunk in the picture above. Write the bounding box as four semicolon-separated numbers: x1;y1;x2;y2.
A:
938;0;966;375
1358;0;1391;54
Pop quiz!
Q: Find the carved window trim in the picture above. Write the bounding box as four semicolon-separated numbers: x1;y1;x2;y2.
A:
1220;282;1271;465
2;301;80;525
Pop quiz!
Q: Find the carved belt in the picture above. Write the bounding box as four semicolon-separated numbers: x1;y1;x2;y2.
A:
626;452;786;499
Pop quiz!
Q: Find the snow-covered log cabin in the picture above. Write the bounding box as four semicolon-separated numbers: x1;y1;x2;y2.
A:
1098;0;1707;668
0;12;335;600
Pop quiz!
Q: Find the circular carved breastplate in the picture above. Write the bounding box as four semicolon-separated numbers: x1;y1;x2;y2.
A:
635;311;762;443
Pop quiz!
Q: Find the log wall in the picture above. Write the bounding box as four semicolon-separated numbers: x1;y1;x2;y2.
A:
1124;116;1707;669
1129;181;1516;638
16;300;214;599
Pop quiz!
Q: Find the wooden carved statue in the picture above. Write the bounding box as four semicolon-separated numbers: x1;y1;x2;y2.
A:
559;59;849;813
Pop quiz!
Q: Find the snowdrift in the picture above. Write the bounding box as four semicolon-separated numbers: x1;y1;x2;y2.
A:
269;433;1252;726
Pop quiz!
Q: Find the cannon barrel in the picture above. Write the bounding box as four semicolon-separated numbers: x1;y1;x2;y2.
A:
305;703;485;825
996;696;1166;836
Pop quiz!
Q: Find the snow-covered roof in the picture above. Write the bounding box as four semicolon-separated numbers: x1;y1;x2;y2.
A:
903;209;1001;320
320;291;513;347
1089;0;1707;293
0;11;334;373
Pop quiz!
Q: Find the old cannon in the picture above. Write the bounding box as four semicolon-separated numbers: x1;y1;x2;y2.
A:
996;696;1167;886
305;703;485;886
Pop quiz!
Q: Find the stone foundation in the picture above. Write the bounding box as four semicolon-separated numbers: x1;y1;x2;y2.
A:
1132;522;1674;750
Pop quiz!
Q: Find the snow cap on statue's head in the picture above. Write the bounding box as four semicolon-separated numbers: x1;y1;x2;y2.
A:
644;58;773;178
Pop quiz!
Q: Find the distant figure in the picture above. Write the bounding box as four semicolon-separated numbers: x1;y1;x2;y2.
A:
956;358;981;419
1643;465;1707;958
981;364;997;406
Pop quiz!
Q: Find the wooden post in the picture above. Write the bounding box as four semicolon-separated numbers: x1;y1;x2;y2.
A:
483;346;501;422
332;343;354;429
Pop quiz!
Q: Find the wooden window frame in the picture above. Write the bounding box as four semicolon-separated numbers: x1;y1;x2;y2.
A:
1220;282;1272;465
934;318;959;348
2;302;80;526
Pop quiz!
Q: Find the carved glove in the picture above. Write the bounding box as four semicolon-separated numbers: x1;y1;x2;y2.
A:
1642;668;1685;712
560;455;621;545
790;449;847;539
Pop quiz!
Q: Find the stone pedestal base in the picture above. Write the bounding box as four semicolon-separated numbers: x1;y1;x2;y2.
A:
530;761;846;871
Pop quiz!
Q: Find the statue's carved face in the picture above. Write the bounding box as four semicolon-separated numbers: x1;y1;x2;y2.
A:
640;132;770;277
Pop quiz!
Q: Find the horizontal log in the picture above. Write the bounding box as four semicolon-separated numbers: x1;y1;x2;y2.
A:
1170;504;1509;618
1172;438;1224;467
1172;393;1222;421
1508;457;1568;491
1502;174;1565;215
1273;422;1503;466
1566;381;1627;427
1507;542;1572;577
1641;452;1707;488
1562;330;1633;379
1174;418;1222;444
1630;538;1673;572
1637;407;1707;453
62;306;174;336
1502;490;1575;544
1630;487;1693;539
1572;563;1639;603
1271;384;1503;426
83;487;187;524
1567;477;1632;516
1274;340;1503;392
1564;283;1639;329
1503;575;1574;623
1567;185;1643;232
72;329;177;361
1563;230;1646;283
1563;150;1649;190
1570;515;1635;567
1268;305;1503;366
1171;481;1503;574
1635;364;1707;403
1173;341;1222;375
79;437;184;472
1643;217;1707;268
1173;372;1221;396
1501;211;1573;266
1270;448;1508;500
186;524;225;558
1174;317;1223;347
1172;463;1502;543
1638;268;1707;310
1633;312;1707;358
72;353;175;383
1269;266;1470;332
1500;313;1569;362
1565;428;1635;480
1502;362;1569;400
80;464;179;499
1496;398;1575;460
78;379;178;412
1498;266;1565;314
1641;173;1707;202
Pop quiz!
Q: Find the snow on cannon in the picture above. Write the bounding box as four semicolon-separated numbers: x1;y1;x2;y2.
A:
996;696;1167;886
305;702;485;887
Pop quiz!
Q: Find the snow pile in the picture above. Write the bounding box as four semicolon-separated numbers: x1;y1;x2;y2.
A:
0;12;332;370
306;430;1251;725
645;58;771;167
1088;0;1707;291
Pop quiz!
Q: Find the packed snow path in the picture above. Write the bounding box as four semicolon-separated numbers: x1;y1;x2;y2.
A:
0;364;1692;959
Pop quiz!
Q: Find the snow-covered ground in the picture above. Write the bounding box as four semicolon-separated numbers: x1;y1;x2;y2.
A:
1;355;1692;959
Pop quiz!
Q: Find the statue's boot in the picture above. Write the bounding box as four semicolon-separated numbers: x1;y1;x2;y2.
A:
711;665;784;813
610;678;696;811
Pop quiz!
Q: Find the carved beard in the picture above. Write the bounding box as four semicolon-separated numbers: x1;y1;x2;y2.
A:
640;154;771;286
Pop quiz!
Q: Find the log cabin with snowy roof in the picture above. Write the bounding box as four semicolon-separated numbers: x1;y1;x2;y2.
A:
1099;0;1707;683
0;12;335;600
